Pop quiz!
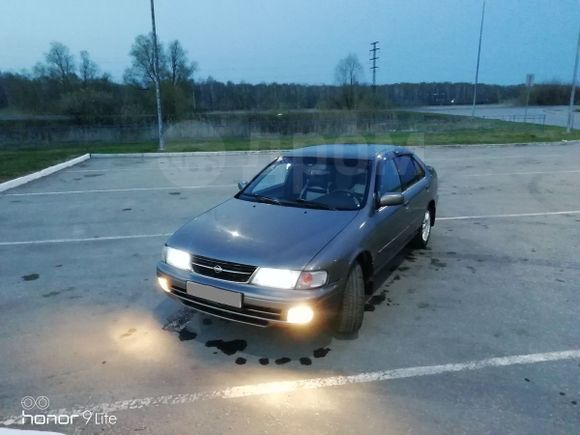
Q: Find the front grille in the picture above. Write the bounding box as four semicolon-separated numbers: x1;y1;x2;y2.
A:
191;255;257;283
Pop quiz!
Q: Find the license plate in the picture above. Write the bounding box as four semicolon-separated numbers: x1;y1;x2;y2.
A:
186;281;242;308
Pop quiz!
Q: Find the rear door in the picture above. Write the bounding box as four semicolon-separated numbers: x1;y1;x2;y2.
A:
394;154;430;242
372;157;409;267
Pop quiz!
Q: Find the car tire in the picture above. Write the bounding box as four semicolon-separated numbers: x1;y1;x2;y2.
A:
412;208;432;249
335;262;365;335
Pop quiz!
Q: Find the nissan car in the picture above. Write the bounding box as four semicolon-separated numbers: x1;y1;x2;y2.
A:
156;144;438;334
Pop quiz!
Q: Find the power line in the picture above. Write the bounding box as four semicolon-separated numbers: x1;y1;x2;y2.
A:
150;0;165;151
566;28;580;133
471;1;486;117
370;41;380;93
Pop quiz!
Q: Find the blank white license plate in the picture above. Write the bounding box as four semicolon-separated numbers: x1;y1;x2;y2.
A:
186;281;242;308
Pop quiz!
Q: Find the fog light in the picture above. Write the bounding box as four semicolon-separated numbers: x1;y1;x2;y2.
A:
157;276;171;292
287;305;314;324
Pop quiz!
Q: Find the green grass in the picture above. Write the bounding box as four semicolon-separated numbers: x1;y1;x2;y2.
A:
2;121;580;183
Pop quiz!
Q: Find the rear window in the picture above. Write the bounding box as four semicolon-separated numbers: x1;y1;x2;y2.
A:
394;155;424;190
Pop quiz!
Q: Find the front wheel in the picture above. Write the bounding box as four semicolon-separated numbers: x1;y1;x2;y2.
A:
335;262;365;335
412;208;432;249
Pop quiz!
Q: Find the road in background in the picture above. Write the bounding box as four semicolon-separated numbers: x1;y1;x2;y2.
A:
413;104;579;129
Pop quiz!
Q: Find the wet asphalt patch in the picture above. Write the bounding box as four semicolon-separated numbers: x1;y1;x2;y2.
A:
178;329;198;341
206;339;248;355
120;328;137;339
41;286;75;298
161;309;335;366
430;258;447;268
22;273;39;281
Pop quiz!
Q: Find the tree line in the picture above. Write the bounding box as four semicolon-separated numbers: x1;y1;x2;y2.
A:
0;39;574;123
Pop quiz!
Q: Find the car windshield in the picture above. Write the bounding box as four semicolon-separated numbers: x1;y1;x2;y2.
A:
238;156;371;211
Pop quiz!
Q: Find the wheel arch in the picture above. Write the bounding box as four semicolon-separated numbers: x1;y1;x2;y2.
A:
353;250;374;294
428;200;436;226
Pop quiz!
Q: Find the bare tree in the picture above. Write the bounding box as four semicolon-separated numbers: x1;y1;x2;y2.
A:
124;33;166;87
335;53;363;109
79;50;98;84
167;40;197;86
45;42;76;84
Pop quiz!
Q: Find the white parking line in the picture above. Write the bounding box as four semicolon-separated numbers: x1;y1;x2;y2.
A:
460;169;580;177
426;152;576;162
2;184;236;197
0;233;171;247
1;210;578;247
438;210;580;221
1;349;578;425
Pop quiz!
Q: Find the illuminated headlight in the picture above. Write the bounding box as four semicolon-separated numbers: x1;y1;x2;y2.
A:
251;268;327;289
164;246;192;271
287;305;314;324
251;268;301;289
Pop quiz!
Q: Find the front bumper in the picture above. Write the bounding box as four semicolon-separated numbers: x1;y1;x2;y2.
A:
156;261;343;327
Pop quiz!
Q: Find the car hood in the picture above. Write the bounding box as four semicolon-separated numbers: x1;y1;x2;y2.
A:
168;198;359;269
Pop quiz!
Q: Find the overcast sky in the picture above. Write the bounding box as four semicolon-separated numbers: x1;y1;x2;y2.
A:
0;0;578;85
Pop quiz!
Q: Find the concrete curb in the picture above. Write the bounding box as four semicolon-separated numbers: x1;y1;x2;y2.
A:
0;153;90;193
90;150;283;158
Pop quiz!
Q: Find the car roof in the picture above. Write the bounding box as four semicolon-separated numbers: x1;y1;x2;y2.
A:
282;144;410;160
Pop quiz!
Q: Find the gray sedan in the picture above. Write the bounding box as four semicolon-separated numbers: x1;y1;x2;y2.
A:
156;144;438;334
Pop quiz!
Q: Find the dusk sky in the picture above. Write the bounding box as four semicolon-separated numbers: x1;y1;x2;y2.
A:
0;0;578;85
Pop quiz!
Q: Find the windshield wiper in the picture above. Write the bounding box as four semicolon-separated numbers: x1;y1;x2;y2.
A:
291;198;337;210
246;194;282;205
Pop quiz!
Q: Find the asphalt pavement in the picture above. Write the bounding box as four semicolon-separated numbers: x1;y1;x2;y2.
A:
1;142;579;434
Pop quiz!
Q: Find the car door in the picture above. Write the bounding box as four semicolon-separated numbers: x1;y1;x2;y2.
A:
372;157;410;267
394;154;430;242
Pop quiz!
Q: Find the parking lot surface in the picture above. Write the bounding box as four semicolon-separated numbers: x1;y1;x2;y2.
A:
1;142;580;434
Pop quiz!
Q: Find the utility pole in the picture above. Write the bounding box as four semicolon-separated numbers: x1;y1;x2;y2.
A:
471;1;486;117
567;28;580;133
150;0;165;151
524;73;534;122
370;41;380;93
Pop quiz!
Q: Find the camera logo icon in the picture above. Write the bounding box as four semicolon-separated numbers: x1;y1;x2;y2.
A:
21;396;50;411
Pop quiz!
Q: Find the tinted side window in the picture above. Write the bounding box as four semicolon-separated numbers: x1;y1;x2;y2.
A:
413;158;425;179
394;155;417;189
378;159;401;194
394;155;425;189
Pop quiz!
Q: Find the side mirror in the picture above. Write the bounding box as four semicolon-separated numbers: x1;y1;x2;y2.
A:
378;193;404;207
237;181;248;191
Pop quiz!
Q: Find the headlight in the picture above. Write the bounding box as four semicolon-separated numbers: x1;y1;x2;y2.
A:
251;268;327;289
164;246;192;271
251;268;301;289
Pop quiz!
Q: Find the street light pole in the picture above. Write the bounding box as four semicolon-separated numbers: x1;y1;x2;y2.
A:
150;0;165;151
567;28;580;133
471;1;486;117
